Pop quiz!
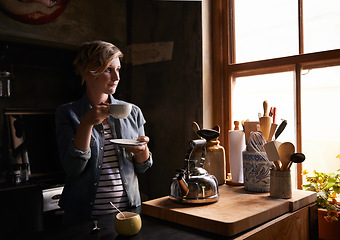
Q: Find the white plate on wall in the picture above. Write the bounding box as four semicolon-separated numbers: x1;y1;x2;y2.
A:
110;139;147;147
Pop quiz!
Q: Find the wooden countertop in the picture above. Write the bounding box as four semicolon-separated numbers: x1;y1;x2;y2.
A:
142;185;316;237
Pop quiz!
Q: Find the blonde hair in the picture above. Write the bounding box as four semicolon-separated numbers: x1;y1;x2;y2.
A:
73;40;123;85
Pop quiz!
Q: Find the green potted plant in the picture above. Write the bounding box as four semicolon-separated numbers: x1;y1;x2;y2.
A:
302;154;340;239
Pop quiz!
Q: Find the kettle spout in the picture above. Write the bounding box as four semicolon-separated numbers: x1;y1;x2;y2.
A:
177;174;189;197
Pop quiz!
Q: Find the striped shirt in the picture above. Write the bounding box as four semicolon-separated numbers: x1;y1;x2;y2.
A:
91;123;128;217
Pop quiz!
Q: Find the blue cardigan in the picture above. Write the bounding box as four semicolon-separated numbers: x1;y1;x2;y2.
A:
55;94;152;224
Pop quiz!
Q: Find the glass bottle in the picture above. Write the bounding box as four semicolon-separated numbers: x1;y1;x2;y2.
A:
0;44;13;98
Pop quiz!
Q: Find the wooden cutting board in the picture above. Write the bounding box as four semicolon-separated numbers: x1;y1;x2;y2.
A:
142;185;316;237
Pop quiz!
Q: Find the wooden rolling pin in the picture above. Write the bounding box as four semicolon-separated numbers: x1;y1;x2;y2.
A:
267;123;278;142
259;100;272;142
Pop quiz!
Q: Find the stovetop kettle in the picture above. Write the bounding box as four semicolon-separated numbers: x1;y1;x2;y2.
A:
169;139;219;204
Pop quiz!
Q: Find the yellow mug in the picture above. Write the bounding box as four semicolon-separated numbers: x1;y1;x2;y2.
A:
114;212;142;236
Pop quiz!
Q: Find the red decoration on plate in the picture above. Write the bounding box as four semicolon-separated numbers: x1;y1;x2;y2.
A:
0;0;70;25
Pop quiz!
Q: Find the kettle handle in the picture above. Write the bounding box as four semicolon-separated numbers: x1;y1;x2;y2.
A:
184;139;207;160
185;139;207;172
200;146;206;168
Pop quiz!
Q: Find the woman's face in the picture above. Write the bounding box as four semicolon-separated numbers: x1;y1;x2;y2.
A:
86;57;121;96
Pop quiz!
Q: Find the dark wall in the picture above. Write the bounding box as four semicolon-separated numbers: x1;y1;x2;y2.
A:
0;1;203;200
126;1;203;199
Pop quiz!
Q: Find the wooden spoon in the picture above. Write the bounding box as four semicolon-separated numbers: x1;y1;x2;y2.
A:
290;152;305;163
278;142;295;170
287;153;305;169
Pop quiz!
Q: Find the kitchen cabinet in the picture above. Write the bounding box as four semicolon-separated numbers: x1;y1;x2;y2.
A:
0;181;64;238
0;183;43;234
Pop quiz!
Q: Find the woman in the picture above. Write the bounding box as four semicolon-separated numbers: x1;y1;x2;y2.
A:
55;40;152;224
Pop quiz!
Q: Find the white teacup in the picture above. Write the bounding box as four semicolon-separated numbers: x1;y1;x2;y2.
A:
114;212;142;236
109;104;132;119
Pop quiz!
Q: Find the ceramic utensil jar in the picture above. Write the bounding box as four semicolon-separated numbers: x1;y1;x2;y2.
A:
242;151;271;192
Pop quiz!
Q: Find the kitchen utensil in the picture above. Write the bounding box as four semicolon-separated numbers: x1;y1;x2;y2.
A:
197;129;220;142
287;152;305;169
110;202;126;218
259;100;272;142
269;107;277;123
241;120;246;130
278;142;295;170
243;121;260;145
248;131;268;162
192;121;200;136
169;139;219;204
264;140;282;170
92;220;101;232
267;123;278;142
274;119;287;140
290;152;305;163
234;121;240;130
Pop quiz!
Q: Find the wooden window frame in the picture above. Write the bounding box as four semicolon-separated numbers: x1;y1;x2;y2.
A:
211;0;340;188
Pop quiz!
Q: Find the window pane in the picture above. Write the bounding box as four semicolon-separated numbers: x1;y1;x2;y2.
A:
232;72;297;188
304;0;340;53
301;66;340;183
234;0;298;63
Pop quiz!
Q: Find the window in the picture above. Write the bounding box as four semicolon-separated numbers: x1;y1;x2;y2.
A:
211;0;340;188
301;66;340;174
303;0;340;53
232;72;298;188
234;0;298;63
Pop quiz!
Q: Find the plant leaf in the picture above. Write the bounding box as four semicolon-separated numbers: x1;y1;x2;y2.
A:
333;185;340;194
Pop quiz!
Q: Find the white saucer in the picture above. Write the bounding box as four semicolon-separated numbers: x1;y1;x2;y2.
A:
110;139;147;147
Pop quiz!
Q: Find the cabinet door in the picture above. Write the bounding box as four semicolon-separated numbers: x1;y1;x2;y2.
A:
0;185;43;236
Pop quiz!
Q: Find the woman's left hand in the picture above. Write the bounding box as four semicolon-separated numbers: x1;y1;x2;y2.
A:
124;136;150;163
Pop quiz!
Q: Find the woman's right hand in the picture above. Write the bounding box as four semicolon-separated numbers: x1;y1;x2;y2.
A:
82;102;110;126
73;102;110;151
